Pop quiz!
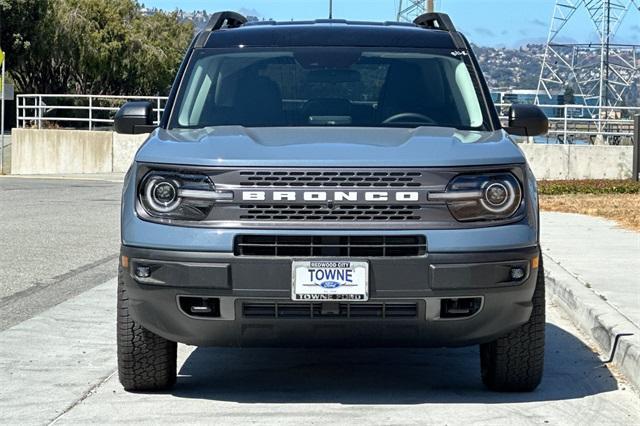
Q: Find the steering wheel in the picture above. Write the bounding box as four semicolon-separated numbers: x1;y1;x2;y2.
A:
382;112;436;125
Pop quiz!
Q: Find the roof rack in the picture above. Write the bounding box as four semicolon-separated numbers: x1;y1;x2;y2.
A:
413;12;466;50
195;11;248;48
413;12;456;32
204;11;247;32
245;19;416;28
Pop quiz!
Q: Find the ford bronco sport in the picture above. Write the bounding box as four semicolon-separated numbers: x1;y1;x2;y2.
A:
114;11;549;392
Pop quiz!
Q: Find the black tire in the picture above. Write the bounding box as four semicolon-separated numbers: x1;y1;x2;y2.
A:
480;255;545;392
117;266;177;391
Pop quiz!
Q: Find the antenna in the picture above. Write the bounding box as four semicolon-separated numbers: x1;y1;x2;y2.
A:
329;0;333;19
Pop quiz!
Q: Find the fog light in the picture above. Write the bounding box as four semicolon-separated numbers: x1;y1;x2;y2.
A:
510;267;526;281
135;265;151;278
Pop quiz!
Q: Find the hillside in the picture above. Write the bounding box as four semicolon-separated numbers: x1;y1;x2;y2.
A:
473;45;545;90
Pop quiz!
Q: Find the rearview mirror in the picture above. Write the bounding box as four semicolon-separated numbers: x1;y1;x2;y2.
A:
306;69;362;83
114;101;156;134
505;104;548;137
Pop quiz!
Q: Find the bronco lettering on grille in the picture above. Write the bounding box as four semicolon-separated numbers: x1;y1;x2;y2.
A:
240;190;425;203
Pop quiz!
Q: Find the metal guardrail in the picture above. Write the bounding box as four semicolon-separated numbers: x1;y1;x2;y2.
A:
16;94;168;131
14;94;640;145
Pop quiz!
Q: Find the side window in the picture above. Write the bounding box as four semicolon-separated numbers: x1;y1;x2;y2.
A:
454;62;483;127
177;56;220;126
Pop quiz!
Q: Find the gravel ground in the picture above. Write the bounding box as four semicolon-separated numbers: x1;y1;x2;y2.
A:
540;193;640;231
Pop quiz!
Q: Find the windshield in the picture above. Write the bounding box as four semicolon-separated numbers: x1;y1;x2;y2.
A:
171;47;486;130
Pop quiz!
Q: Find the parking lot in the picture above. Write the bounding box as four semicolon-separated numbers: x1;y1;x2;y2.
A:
1;176;639;425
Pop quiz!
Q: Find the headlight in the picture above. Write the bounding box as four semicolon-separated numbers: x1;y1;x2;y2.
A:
144;176;181;213
430;173;523;222
139;171;218;221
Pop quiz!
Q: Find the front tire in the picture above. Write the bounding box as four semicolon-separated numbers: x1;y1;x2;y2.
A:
117;266;177;391
480;255;545;392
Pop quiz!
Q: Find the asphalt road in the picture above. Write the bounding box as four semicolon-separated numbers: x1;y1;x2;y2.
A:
0;176;122;329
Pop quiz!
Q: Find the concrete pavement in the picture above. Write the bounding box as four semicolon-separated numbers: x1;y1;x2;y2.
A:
541;212;640;392
541;212;640;329
0;279;117;425
1;277;638;425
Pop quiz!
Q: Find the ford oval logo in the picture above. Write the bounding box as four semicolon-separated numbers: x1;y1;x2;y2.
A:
320;281;341;289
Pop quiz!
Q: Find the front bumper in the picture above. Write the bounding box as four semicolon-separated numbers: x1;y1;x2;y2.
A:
120;245;540;347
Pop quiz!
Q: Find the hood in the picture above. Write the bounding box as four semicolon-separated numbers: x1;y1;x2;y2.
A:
135;126;526;168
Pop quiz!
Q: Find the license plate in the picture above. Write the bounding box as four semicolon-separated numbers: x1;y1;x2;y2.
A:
292;260;369;301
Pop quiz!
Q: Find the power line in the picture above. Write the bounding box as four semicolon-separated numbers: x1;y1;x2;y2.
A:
537;0;640;112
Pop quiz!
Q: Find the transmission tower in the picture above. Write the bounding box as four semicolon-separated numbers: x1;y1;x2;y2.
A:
536;0;640;111
397;0;434;22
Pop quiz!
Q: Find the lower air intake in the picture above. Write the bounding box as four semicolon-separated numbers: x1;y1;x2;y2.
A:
234;235;426;257
242;302;419;319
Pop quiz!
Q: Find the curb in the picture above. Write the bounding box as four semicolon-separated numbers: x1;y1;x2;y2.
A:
543;254;640;392
0;173;125;183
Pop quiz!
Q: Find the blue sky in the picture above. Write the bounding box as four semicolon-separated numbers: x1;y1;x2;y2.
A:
142;0;640;47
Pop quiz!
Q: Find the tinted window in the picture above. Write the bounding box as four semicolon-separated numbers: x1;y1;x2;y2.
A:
172;48;485;129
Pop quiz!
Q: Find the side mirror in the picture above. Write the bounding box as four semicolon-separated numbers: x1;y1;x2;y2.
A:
114;101;156;134
505;104;548;137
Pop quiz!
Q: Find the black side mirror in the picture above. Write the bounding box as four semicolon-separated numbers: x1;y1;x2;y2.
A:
114;101;156;134
505;104;548;137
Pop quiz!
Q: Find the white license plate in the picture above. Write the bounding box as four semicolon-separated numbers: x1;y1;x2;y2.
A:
292;260;369;301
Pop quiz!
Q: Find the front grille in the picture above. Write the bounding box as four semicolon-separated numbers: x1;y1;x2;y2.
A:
234;235;426;257
242;302;419;319
238;204;421;221
198;167;459;227
237;170;423;187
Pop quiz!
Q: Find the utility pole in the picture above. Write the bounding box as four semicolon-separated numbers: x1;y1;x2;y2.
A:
329;0;333;19
633;114;640;181
398;1;434;22
601;0;611;108
1;47;5;174
536;0;640;144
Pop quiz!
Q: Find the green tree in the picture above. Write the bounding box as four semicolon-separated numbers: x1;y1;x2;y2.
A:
0;0;48;89
2;0;193;95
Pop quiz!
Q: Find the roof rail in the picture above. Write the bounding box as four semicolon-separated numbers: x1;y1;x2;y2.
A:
204;11;247;32
413;12;467;50
413;12;457;32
